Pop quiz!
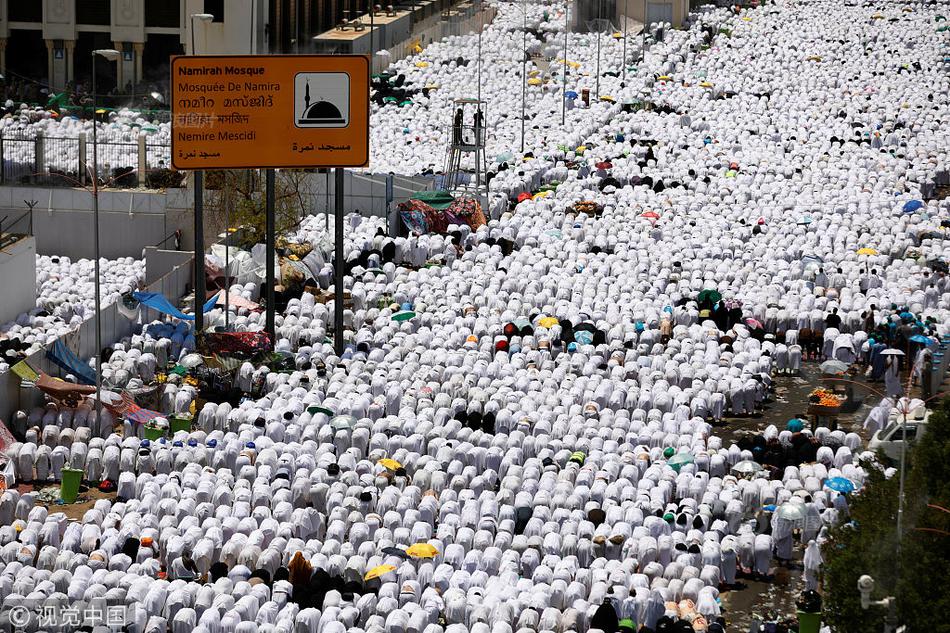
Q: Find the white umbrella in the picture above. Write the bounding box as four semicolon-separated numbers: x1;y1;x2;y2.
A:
775;502;807;521
731;460;764;475
881;349;905;356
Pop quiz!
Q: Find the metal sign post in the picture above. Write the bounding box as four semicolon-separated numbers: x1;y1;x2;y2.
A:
334;168;345;355
194;172;205;337
265;169;276;342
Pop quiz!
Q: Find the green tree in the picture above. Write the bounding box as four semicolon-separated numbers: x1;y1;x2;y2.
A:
203;169;313;250
823;398;950;632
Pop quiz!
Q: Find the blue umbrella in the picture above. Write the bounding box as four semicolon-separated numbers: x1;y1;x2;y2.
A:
565;90;578;99
786;418;805;432
909;334;934;345
902;200;923;213
825;477;856;493
574;330;594;345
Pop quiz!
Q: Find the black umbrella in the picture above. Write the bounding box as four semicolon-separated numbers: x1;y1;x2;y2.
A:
928;259;949;273
381;547;410;560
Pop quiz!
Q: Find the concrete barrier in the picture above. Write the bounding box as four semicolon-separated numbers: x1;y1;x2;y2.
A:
0;184;192;260
0;255;193;424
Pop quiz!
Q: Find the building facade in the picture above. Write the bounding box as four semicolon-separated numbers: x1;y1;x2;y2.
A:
269;1;387;55
575;0;690;31
0;0;270;95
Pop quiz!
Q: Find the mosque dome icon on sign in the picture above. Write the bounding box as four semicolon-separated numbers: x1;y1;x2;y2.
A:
298;80;345;125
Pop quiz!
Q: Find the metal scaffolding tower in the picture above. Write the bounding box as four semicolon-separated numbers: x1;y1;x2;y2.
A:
442;98;489;203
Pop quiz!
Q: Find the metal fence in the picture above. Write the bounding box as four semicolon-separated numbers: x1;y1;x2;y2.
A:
0;132;178;189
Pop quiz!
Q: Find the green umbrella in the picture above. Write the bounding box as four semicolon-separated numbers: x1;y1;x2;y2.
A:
392;310;416;322
46;92;69;108
383;96;398;103
697;289;722;304
307;405;334;416
667;452;695;471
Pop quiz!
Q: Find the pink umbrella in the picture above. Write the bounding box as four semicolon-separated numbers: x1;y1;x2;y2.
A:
744;317;764;329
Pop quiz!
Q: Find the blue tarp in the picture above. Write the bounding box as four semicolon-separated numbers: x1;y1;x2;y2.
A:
134;291;219;321
46;340;96;386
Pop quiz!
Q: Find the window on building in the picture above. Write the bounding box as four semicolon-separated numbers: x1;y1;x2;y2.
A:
8;3;42;22
76;0;111;26
145;0;181;28
205;0;225;22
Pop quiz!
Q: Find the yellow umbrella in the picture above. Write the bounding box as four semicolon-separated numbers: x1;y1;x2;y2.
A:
612;31;624;39
857;247;878;256
414;61;430;68
600;95;616;103
741;16;752;21
532;191;551;200
406;543;439;558
364;564;396;580
699;81;713;88
527;78;542;86
378;458;402;470
657;75;672;81
807;55;822;62
539;316;558;328
528;69;541;77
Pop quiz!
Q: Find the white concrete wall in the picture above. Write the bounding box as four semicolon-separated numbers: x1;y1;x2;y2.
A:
0;253;194;424
144;246;192;285
0;184;191;260
0;235;36;326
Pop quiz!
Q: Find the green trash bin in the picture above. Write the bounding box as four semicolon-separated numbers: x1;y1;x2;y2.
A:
169;416;192;435
143;425;165;441
797;611;822;633
60;468;83;503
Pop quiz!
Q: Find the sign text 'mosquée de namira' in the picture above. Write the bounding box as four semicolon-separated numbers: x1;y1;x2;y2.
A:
171;55;369;169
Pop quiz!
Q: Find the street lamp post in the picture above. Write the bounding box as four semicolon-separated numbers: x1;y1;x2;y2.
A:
190;13;214;55
370;2;376;64
477;0;482;106
595;22;602;99
90;48;120;418
521;0;527;154
561;0;569;126
622;1;629;80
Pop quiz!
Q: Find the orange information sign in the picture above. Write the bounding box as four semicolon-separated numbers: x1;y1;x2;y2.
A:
171;55;369;169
